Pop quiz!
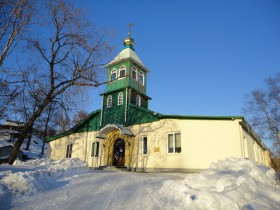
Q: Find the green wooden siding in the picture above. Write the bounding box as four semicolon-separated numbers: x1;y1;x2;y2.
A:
106;60;130;92
76;112;101;133
102;90;126;126
129;89;149;109
106;60;147;95
126;104;160;126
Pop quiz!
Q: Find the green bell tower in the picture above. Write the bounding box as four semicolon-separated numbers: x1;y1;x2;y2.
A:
100;29;151;127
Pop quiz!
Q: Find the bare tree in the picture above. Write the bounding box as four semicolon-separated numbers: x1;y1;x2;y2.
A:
72;109;88;125
0;0;110;165
0;0;33;66
244;73;280;157
0;0;34;121
0;77;19;120
55;111;71;133
34;103;55;156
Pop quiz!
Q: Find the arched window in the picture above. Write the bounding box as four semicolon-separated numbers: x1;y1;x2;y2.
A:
107;95;112;108
118;92;123;105
110;69;117;81
136;95;141;106
119;66;126;79
138;71;144;85
131;67;138;80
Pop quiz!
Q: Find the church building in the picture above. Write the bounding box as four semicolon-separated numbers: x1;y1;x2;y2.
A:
47;32;271;172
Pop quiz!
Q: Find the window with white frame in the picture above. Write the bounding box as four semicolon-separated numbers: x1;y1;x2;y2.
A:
138;71;144;85
142;136;147;155
91;142;99;157
136;95;141;106
66;143;73;158
131;67;137;80
119;66;126;78
107;95;112;108
110;69;117;81
118;92;123;105
167;133;181;153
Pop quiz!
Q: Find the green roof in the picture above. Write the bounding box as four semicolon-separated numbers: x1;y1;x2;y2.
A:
100;87;152;100
47;108;267;150
239;119;268;150
47;110;101;142
160;114;244;120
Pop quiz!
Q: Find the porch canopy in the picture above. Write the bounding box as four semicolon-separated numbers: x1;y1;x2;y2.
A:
96;124;134;139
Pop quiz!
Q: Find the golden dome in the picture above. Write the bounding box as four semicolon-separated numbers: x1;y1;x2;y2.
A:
123;34;135;47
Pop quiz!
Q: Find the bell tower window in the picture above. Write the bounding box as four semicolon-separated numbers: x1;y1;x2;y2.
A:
139;71;144;85
118;92;123;105
110;69;117;81
131;67;138;80
119;66;126;78
107;95;112;108
136;95;141;106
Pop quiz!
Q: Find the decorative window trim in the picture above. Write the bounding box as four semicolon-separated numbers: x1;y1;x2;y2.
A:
142;136;148;155
107;95;112;108
131;67;138;81
91;142;100;158
136;95;141;106
118;92;123;105
110;69;117;81
119;66;126;79
138;71;144;85
167;132;181;154
66;143;73;158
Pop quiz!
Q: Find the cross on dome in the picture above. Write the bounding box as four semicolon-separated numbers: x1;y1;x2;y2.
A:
123;23;135;49
128;23;134;37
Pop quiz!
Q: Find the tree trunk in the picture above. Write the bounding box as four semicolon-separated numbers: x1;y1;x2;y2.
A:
5;96;51;165
25;126;33;150
8;134;27;164
41;106;52;156
41;138;46;156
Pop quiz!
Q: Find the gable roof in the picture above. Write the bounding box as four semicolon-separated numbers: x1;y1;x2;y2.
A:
47;110;101;142
47;107;267;151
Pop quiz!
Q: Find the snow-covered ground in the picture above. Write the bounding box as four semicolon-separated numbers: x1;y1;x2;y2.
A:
0;135;48;159
0;157;279;210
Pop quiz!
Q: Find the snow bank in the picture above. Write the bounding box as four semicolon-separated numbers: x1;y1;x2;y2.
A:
1;157;279;210
0;158;89;198
157;157;280;210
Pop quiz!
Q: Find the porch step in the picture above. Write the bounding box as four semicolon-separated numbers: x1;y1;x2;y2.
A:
99;166;130;171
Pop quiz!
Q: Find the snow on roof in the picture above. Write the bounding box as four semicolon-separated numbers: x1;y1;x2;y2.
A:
5;120;24;127
105;47;148;71
97;124;133;139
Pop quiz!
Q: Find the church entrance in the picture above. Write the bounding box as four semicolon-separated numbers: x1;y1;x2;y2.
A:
113;138;125;167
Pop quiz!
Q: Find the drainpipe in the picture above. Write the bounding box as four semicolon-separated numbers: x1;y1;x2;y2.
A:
238;120;244;157
100;95;104;126
125;88;128;123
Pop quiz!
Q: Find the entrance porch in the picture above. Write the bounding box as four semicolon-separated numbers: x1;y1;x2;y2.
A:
97;124;135;169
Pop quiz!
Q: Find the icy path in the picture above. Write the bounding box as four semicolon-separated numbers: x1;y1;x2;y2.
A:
10;171;186;210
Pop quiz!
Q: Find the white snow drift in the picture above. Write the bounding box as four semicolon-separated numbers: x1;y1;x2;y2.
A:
0;157;279;210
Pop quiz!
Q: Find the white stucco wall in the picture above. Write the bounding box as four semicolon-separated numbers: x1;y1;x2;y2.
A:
241;129;266;164
129;118;244;171
48;131;101;167
48;118;268;171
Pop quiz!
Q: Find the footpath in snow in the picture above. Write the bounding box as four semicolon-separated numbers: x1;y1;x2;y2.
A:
0;157;280;210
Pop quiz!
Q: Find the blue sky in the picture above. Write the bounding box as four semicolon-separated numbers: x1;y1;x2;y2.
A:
78;0;280;116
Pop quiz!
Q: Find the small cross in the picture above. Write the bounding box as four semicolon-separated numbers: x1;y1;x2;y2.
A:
128;23;134;37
